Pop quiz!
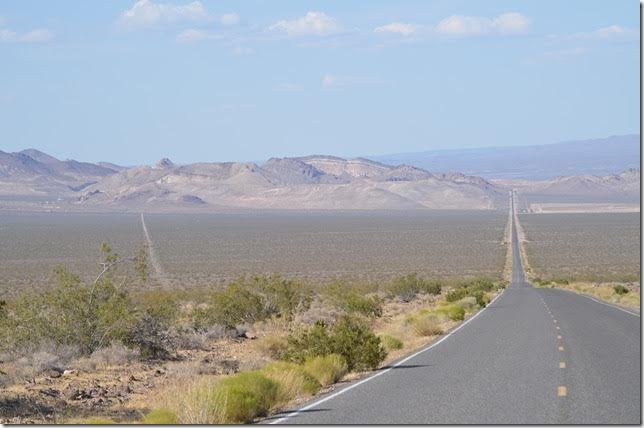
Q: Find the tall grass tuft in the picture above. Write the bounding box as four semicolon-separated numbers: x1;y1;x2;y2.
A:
261;361;320;402
411;315;444;337
303;354;348;386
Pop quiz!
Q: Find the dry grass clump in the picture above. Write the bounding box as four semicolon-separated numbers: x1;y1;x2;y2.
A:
303;354;348;386
379;334;403;351
254;333;288;360
261;361;320;402
212;371;280;423
150;366;223;424
88;342;140;368
410;314;444;337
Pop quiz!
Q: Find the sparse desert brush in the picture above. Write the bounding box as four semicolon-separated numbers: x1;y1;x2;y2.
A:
303;354;348;386
613;284;630;295
283;317;386;371
457;296;478;312
446;288;468;302
212;371;280;423
444;304;465;321
410;315;444;337
261;361;320;402
255;333;288;360
379;335;403;351
387;273;442;302
323;281;383;318
142;408;179;424
89;342;139;368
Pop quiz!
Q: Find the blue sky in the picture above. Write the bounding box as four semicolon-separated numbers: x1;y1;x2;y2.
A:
0;0;639;165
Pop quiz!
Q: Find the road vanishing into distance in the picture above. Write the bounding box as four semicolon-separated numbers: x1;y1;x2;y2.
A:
268;192;640;425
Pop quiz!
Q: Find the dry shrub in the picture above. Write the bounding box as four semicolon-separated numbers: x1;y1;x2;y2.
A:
458;296;478;312
379;335;403;351
212;371;280;423
254;334;288;360
88;342;139;368
303;354;348;386
261;361;320;402
153;374;223;424
411;315;444;337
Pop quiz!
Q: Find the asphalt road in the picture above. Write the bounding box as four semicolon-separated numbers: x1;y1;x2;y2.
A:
269;192;640;424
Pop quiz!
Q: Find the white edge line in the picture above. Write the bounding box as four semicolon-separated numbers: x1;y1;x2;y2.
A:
267;287;507;424
548;287;640;318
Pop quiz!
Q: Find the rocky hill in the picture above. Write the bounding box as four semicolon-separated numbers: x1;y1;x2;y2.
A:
73;155;503;211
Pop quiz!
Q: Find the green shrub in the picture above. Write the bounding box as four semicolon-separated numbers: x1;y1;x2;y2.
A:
282;317;386;371
243;275;312;321
323;282;383;318
445;305;465;321
387;274;441;302
446;277;496;306
261;361;320;402
471;291;490;308
208;284;267;328
379;335;403;351
213;372;280;423
445;288;468;302
411;315;443;336
457;296;478;312
2;264;137;356
613;284;630;295
303;354;348;386
142;408;178;424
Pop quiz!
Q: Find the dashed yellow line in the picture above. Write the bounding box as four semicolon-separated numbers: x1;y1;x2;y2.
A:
559;362;566;368
558;346;564;351
558;386;567;397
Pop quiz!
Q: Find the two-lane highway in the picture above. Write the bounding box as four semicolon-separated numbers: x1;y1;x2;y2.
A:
269;192;640;424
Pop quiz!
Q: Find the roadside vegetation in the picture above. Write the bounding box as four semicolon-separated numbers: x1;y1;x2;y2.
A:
0;243;505;424
532;277;640;308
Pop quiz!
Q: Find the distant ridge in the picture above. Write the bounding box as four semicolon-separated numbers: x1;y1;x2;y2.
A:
369;134;640;179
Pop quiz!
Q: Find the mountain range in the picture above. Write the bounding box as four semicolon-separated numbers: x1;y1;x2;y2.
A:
0;147;639;212
370;135;640;179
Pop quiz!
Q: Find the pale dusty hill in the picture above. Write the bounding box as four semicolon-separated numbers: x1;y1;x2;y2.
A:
493;169;640;206
76;156;504;211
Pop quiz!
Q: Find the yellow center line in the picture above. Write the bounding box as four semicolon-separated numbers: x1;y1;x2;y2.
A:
560;362;566;368
558;386;567;397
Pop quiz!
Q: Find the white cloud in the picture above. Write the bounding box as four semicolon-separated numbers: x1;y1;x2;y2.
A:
436;12;529;36
269;11;341;37
374;22;421;36
0;27;53;43
118;0;210;28
175;28;221;43
220;13;239;26
568;25;637;40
